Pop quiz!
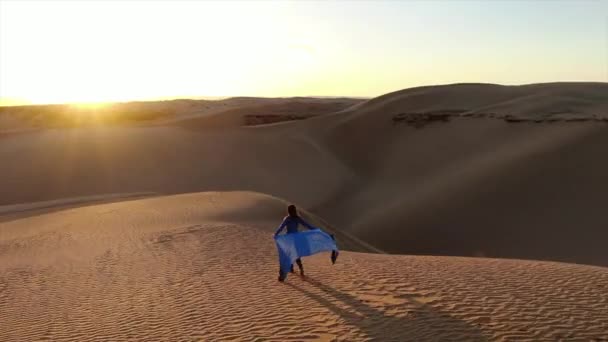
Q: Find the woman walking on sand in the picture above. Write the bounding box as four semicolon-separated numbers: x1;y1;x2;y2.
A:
274;204;317;280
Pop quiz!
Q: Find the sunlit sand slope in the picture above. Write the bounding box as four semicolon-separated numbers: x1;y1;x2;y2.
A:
1;192;606;341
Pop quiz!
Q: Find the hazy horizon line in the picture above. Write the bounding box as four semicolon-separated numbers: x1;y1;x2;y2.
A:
2;80;607;108
0;94;373;108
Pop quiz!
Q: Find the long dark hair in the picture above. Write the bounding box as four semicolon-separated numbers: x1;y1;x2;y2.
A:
287;204;299;218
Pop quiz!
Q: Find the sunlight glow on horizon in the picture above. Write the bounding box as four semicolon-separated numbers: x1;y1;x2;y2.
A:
1;0;606;106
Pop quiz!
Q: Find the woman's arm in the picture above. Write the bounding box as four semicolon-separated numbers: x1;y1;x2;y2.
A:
274;217;288;237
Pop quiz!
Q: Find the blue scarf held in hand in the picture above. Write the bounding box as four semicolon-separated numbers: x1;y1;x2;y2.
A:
274;229;339;277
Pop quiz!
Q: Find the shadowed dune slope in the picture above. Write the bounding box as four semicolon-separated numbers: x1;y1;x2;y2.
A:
0;83;607;266
296;82;608;266
309;118;608;266
1;192;607;341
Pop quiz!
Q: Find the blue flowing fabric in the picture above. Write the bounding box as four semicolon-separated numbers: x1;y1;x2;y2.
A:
274;229;339;276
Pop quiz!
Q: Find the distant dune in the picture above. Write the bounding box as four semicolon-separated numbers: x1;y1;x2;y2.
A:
0;97;363;132
172;98;362;129
1;192;606;341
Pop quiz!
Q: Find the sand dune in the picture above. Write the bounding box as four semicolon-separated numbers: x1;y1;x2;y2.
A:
1;83;608;340
1;192;606;341
1;82;607;266
338;82;608;121
172;98;362;129
301;83;608;265
0;97;362;132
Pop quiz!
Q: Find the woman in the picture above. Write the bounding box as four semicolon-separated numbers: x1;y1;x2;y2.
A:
274;204;317;280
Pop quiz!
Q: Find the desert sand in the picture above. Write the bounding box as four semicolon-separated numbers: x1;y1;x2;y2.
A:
1;192;607;341
1;83;608;340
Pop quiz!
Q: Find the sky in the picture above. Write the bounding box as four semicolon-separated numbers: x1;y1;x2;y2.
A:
0;0;606;106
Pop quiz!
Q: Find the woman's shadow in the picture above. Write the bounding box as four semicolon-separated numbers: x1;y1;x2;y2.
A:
286;277;489;341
